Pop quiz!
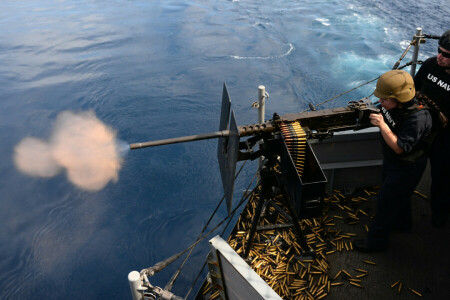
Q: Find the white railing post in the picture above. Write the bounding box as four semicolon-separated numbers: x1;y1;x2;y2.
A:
410;27;422;77
128;271;144;300
258;85;266;125
257;86;267;173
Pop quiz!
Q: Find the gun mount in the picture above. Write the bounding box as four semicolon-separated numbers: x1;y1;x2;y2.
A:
130;84;379;219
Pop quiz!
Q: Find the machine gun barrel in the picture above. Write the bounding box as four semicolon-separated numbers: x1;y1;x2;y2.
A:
130;130;231;150
130;122;276;150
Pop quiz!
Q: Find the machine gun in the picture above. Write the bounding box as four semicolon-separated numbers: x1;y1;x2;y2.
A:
131;84;378;213
130;84;379;257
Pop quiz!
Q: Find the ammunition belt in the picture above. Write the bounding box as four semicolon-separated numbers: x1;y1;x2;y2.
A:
280;121;307;177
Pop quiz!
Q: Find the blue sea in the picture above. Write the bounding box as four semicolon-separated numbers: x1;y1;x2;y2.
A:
0;0;448;299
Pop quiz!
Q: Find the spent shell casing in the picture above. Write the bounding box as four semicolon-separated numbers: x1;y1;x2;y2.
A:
408;288;422;297
349;281;362;288
390;280;400;288
334;270;342;279
359;209;368;216
202;284;212;295
209;290;220;299
344;242;349;251
342;269;352;278
311;265;323;272
362;260;376;265
309;277;314;288
397;282;402;294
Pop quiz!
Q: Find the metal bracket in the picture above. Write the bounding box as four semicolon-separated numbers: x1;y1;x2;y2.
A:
251;91;269;109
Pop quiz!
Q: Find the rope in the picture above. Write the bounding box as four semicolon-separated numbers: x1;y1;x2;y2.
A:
421;34;440;39
183;170;260;300
301;77;380;113
392;34;419;70
164;160;249;291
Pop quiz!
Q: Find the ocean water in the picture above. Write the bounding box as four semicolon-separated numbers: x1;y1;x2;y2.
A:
0;0;448;299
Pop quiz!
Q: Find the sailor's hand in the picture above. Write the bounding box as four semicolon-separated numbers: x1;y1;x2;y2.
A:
369;113;385;127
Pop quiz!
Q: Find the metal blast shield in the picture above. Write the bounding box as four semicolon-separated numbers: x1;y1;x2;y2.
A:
217;84;240;216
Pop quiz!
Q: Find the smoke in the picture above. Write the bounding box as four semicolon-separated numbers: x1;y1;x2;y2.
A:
14;111;126;191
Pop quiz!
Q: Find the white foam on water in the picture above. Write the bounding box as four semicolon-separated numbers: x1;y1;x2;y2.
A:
230;43;294;60
315;18;330;26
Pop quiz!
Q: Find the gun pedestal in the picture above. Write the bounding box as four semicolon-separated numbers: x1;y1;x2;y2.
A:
243;142;318;259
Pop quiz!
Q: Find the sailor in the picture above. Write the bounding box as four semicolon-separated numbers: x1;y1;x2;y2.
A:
355;70;432;252
414;29;450;228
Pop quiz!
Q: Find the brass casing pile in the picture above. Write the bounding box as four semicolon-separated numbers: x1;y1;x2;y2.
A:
222;188;378;299
202;186;426;299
